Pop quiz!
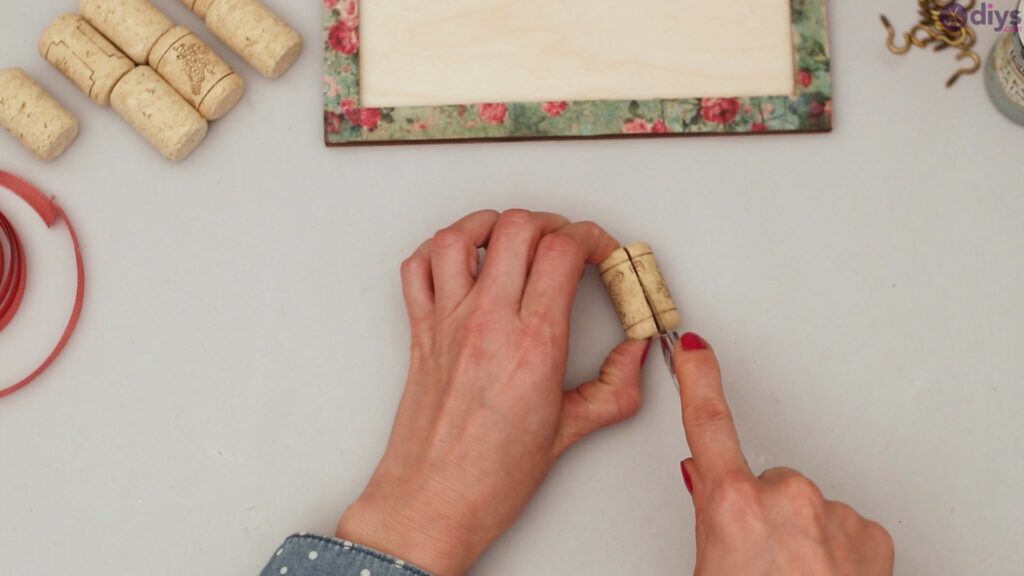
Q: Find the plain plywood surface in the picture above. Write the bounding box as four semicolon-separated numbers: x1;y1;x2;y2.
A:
1;1;1023;576
359;0;795;107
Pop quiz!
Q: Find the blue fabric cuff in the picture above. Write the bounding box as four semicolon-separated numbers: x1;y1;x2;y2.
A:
260;534;431;576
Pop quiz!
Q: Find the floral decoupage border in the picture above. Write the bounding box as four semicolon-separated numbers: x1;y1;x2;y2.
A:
323;0;832;145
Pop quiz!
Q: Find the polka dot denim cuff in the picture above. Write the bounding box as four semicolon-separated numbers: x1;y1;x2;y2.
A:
261;533;432;576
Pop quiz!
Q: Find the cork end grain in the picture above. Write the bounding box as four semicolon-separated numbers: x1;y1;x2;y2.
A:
29;112;80;161
199;74;244;120
265;34;303;79
204;0;303;79
43;121;81;161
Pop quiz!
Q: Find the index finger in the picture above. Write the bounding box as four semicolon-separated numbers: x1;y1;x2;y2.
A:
674;335;752;481
521;220;619;323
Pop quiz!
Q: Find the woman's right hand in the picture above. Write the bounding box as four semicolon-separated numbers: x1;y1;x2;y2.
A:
673;332;895;575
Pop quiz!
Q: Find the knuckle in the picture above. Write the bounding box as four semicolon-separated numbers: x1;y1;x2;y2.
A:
868;521;895;553
684;398;734;430
829;501;859;525
577;220;604;240
707;474;762;527
775;476;826;539
498;208;533;227
837;503;874;537
400;254;429;278
432;227;468;249
780;474;825;503
539;232;582;256
761;466;796;479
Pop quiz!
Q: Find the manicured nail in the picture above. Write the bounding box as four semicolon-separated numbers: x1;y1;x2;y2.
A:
681;461;694;494
680;332;708;351
642;340;652;364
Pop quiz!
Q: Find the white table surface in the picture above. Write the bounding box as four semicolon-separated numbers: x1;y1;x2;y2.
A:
2;1;1022;574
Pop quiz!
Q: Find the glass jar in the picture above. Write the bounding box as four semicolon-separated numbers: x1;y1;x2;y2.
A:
985;1;1024;125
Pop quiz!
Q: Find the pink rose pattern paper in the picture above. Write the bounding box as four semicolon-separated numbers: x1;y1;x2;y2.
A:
323;0;832;144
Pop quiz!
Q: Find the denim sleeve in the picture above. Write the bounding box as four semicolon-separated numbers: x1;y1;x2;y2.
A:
260;534;432;576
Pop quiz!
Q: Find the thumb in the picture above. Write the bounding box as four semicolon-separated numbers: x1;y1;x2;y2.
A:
554;338;651;456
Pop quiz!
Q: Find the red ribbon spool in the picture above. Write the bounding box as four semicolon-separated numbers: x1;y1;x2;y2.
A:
0;170;85;398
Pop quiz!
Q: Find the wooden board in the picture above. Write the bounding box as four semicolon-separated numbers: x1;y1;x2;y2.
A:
323;0;832;145
359;0;795;107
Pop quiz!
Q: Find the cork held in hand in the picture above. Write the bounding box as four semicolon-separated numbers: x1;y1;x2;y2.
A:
0;68;80;161
182;0;303;79
80;0;244;120
600;243;681;340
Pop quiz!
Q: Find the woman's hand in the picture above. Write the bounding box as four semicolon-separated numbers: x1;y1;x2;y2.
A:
336;210;650;576
674;333;895;575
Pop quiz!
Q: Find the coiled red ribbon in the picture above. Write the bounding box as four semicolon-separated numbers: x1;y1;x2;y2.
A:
0;170;84;399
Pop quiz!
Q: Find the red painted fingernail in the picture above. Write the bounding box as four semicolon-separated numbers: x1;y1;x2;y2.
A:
642;340;652;364
680;332;708;351
681;461;694;494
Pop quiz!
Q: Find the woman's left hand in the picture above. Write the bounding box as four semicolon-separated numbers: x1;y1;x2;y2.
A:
336;210;650;576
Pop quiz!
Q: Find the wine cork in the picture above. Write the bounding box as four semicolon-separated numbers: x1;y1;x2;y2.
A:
599;242;681;340
79;0;174;64
39;14;135;106
149;26;245;120
0;68;80;161
110;66;208;161
182;0;303;79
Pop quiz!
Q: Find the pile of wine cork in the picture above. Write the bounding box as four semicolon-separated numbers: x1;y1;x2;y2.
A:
600;243;681;340
0;0;301;162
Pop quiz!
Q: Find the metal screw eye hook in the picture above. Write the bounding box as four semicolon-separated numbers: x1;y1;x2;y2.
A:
910;24;939;48
881;15;914;54
946;50;981;87
932;27;963;51
961;27;977;48
948;25;973;45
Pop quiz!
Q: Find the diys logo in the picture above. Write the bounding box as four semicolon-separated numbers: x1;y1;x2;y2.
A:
940;2;1022;32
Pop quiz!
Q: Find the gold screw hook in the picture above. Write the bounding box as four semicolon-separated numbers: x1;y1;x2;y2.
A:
881;15;914;54
910;23;940;48
882;1;981;88
946;50;981;87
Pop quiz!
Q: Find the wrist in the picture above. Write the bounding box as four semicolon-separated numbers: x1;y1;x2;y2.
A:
336;485;484;576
